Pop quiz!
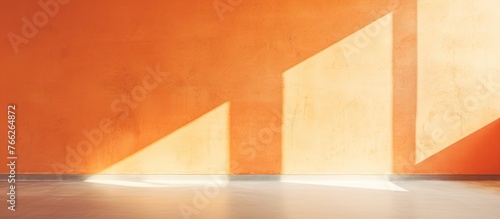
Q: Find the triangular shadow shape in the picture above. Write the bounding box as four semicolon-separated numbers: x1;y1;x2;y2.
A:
415;118;500;174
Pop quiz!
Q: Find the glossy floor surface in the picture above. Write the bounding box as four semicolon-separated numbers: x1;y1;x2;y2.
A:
1;180;499;219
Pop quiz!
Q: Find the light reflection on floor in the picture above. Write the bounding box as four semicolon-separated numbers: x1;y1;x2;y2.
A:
3;179;500;219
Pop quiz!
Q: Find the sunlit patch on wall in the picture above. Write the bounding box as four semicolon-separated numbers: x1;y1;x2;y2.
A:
282;13;393;174
92;102;230;174
416;0;500;163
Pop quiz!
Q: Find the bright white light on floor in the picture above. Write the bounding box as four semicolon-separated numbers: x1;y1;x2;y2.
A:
142;180;217;186
84;179;221;187
84;179;168;188
280;179;407;192
84;176;228;188
84;176;406;191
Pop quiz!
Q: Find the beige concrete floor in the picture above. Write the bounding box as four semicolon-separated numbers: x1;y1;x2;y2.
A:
1;180;499;219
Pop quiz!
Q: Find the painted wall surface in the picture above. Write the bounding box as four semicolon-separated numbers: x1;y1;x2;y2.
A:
0;0;498;174
414;0;500;173
282;14;393;174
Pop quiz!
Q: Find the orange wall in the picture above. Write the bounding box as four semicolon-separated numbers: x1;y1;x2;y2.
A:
0;0;499;174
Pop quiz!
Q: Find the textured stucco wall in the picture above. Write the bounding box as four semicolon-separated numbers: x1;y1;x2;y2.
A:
0;0;498;174
282;14;393;174
416;0;500;163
